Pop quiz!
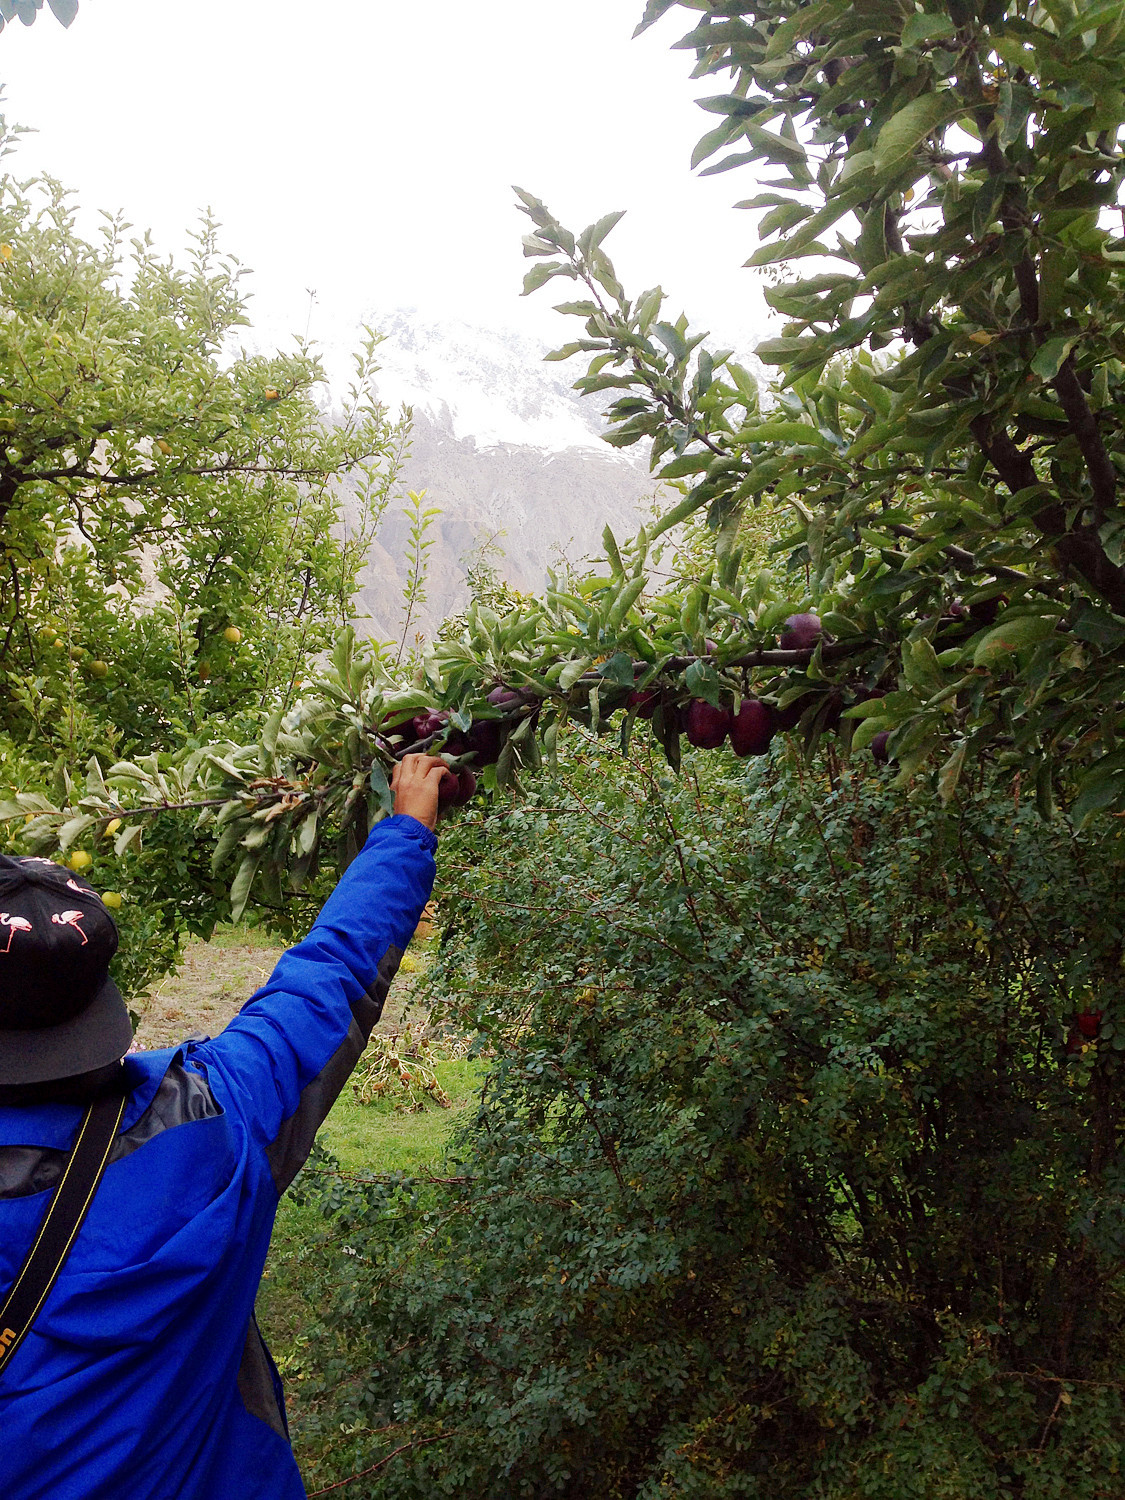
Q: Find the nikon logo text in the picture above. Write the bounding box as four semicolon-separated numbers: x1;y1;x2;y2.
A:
0;1327;15;1349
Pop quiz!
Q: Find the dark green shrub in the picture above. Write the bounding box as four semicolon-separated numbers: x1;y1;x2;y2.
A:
287;737;1125;1497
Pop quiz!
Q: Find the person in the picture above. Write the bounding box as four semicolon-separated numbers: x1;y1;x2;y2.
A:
0;753;449;1500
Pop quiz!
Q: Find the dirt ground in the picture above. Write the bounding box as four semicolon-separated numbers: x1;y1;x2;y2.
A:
131;927;428;1050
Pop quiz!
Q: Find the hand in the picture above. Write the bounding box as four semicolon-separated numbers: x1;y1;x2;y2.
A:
391;754;448;832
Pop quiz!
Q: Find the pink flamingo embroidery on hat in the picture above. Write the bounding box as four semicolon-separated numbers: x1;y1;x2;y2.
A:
51;909;88;946
65;879;88;894
0;914;33;953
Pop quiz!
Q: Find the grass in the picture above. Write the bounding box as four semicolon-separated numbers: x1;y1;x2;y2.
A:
319;1057;485;1172
206;921;286;951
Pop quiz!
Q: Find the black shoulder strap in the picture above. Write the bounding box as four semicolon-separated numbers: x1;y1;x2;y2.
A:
0;1088;126;1378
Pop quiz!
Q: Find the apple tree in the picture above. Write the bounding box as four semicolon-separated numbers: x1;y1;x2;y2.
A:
276;737;1125;1498
0;124;407;999
0;127;407;766
9;0;1125;1002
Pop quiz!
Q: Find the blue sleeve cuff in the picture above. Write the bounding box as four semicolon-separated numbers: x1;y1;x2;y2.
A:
373;812;438;855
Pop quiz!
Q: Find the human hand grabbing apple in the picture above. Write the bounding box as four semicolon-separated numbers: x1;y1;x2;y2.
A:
391;754;453;832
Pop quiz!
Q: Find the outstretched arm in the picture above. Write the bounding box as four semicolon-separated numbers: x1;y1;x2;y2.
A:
190;755;448;1191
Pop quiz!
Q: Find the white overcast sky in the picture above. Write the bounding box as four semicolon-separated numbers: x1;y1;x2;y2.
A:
0;0;772;356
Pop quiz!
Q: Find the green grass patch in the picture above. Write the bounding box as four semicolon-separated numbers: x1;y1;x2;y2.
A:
317;1057;484;1172
206;921;286;952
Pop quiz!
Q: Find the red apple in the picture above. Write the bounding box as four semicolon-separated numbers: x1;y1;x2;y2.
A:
1076;1010;1102;1039
452;768;477;806
779;612;822;651
626;688;659;719
729;698;775;757
412;710;449;739
465;719;503;766
379;710;417;740
685;700;732;750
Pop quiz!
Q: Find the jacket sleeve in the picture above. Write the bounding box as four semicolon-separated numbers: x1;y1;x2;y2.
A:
189;813;438;1192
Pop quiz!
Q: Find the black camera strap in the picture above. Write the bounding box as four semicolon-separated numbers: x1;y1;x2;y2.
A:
0;1088;126;1379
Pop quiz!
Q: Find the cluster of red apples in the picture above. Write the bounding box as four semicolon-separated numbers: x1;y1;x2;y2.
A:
382;685;524;810
383;614;891;810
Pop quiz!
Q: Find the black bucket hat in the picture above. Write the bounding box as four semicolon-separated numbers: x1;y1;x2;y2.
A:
0;855;133;1086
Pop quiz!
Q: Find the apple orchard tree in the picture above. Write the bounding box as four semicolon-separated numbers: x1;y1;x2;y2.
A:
262;9;1125;1492
0;127;406;765
4;2;1125;1493
12;0;1125;907
0;126;406;992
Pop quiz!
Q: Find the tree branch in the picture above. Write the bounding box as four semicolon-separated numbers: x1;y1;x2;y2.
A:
1053;356;1117;520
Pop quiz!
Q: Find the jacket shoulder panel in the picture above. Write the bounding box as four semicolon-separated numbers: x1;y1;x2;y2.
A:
0;1061;222;1200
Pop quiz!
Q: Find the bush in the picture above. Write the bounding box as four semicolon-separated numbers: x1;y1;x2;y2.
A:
288;733;1125;1497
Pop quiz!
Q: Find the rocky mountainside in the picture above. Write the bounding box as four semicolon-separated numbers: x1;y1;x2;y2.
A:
346;407;662;645
326;311;668;645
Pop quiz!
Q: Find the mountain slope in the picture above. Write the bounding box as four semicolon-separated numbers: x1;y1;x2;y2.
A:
346;406;662;645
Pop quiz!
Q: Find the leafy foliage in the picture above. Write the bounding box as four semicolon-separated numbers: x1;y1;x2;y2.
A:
0;0;77;36
0;130;405;763
286;737;1125;1496
0;128;409;996
32;0;1125;902
512;0;1125;817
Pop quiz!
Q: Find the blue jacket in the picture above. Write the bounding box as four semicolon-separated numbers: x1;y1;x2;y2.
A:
0;814;437;1500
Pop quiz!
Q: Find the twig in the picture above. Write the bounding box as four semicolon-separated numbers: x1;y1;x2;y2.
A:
306;1434;450;1496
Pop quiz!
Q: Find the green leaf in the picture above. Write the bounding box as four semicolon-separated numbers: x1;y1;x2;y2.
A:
599;652;636;688
754;337;814;364
739;419;832;448
972;615;1059;667
900;11;955;46
764;0;850;59
1030;338;1075;381
229;852;262;924
633;0;678;37
207;753;248;783
57;813;95;851
522;234;558;258
685;660;723;707
606;576;646;630
522;262;574;296
745;123;807;165
559;658;591;691
114;822;143;858
368;761;393;816
904;637;945;693
578;211;626;256
1073;752;1125;825
85;756;108;798
653;323;688;362
874;93;967;177
938;743;966;805
659;452;713;479
603;525;624;576
211;818;247;874
1071;604;1125;648
259;705;283;771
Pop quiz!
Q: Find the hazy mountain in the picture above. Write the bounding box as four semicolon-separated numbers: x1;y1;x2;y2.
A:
323;310;669;644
